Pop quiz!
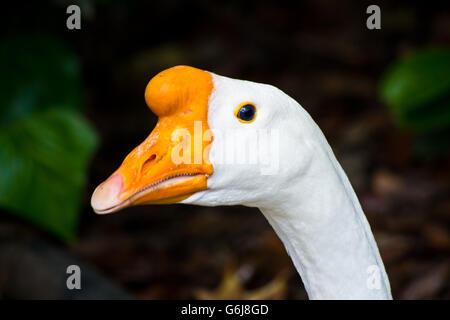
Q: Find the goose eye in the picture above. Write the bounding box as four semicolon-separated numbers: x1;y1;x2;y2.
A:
235;103;256;123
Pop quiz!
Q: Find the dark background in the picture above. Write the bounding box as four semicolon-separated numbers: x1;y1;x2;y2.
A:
1;0;449;299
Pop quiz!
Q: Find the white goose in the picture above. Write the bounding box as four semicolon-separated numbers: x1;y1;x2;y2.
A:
91;66;392;300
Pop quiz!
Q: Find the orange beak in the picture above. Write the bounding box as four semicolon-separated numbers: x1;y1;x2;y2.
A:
91;66;214;214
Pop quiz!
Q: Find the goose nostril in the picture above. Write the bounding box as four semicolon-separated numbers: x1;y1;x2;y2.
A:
142;154;157;172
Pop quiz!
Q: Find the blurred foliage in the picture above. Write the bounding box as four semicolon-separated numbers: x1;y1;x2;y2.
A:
194;265;289;300
0;34;98;241
0;35;83;126
380;49;450;133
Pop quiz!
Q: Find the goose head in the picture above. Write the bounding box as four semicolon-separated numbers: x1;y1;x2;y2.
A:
91;65;393;299
91;65;314;213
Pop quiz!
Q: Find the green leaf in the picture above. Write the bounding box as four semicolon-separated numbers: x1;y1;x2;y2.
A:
0;108;97;241
380;49;450;132
0;34;83;126
0;34;98;241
